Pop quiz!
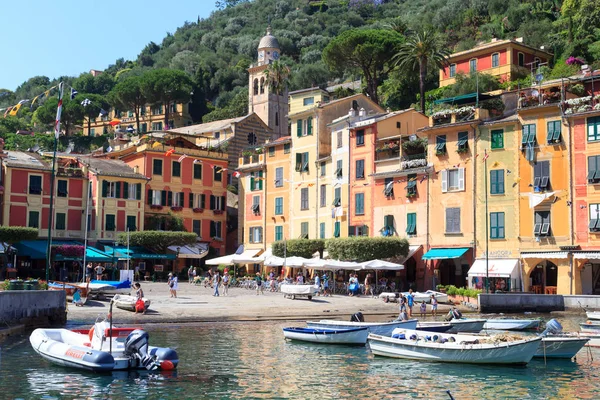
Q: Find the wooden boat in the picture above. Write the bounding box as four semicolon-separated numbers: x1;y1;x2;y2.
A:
48;282;90;303
306;319;417;336
483;319;541;331
416;323;453;333
29;320;178;372
585;310;600;320
368;329;542;365
280;284;318;300
535;336;589;359
282;327;369;345
419;319;486;333
580;321;600;333
579;333;600;347
112;294;150;312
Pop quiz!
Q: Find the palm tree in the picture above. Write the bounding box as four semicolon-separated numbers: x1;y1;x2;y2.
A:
264;61;291;137
392;29;451;112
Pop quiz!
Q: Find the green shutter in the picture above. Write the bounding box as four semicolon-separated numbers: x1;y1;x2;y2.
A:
136;183;142;200
295;153;302;171
307;117;313;135
102;181;108;197
167;191;173;206
161;190;167;206
189;192;194;208
259;171;263;190
122;182;128;199
201;194;206;209
148;189;152;205
250;173;255;190
297;119;303;137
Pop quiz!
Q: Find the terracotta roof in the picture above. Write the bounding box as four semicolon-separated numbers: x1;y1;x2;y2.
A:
78;156;147;179
264;136;292;146
481;113;519;126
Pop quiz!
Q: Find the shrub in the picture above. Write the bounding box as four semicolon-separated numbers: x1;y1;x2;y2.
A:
445;285;458;296
117;231;197;254
325;237;409;262
272;239;325;259
0;226;39;243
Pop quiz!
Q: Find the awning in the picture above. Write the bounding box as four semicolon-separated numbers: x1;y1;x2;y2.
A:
56;247;113;262
232;249;264;264
360;259;404;270
104;245;176;260
422;247;470;260
574;252;600;260
167;243;209;259
205;254;234;266
398;245;422;264
521;251;568;259
468;259;519;278
13;240;47;259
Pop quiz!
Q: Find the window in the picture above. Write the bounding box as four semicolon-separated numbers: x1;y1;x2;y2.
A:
534;57;541;69
337;131;343;148
55;213;66;230
406;213;416;235
445;208;461;233
492;53;500;68
588;155;600;184
588;117;600;142
320;162;326;177
350;225;369;237
307;116;313;136
533;161;550;191
491;129;504;149
250;171;263;191
300;222;309;239
303;97;314;106
152;105;163;115
275;167;283;187
522;124;537;161
435;135;446;155
275;197;283;215
104;181;117;198
193;163;202;179
320;184;326;207
192;193;206;209
333;187;341;207
29;175;42;195
295;152;309;172
247;132;257;145
28;211;39;228
171;103;177;113
268;146;275;157
173;192;184;207
210;195;225;211
355;193;364;215
518;52;524;67
296;119;303;137
335;160;343;178
210;221;222;239
150;190;161;206
534;211;551;236
214;166;222;182
214;131;220;139
90;128;95;136
172;161;181;177
127;216;137;231
334;221;341;238
284;143;290;154
105;214;116;231
253;78;258;95
319;222;325;239
406;174;417;196
275;112;279;126
193;220;201;237
547;121;562;144
127;183;140;200
152;121;163;131
590;204;600;232
57;180;68;197
260;77;265;94
441;168;465;192
490;212;505;239
153;159;163;175
490;170;505;195
449;64;456;77
140;123;147;133
275;226;283;241
382;215;395;236
469;58;477;73
249;227;263;243
355;159;365;179
457;131;468;152
356;129;365;146
301;188;309;210
384;177;394;197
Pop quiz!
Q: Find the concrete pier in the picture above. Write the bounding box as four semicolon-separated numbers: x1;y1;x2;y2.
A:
478;293;565;313
0;290;67;328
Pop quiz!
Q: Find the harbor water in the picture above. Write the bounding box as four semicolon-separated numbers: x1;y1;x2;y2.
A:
2;317;600;399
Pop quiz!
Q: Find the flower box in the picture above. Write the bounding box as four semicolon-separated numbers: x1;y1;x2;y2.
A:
170;206;183;212
193;208;204;213
150;205;164;210
456;147;469;154
213;209;224;215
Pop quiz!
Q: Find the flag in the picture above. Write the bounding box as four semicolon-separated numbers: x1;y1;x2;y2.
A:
152;141;162;149
8;100;26;116
507;170;512;174
31;93;43;108
106;146;113;153
70;88;78;100
232;171;240;178
482;152;489;162
177;154;187;163
215;167;223;173
193;159;202;164
81;98;91;107
98;108;108;117
54;82;64;139
165;148;175;157
3;106;12;118
109;119;121;126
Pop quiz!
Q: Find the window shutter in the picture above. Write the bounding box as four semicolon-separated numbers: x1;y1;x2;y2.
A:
250;174;255;190
102;181;108;197
307;117;313;135
498;212;505;237
189;193;194;208
446;209;453;232
210;195;215;210
499;170;505;194
136;183;142;200
297;119;303;137
167;191;173;206
161;190;167;206
148;189;152;205
180;192;185;207
210;221;216;237
295;153;302;171
547;122;554;143
441;170;448;193
221;196;226;210
458;168;465;191
201;194;206;209
363;225;369;236
454;208;461;232
122;182;128;199
259;171;263;190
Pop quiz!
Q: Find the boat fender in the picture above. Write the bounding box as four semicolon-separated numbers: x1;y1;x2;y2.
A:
425;335;432;341
88;326;94;342
409;334;417;340
448;337;456;343
432;335;439;342
150;347;179;367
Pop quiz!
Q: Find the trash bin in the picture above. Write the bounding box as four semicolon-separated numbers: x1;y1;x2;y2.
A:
10;280;24;290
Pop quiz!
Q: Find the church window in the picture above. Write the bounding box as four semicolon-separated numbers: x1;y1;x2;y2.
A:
253;79;259;95
260;77;265;94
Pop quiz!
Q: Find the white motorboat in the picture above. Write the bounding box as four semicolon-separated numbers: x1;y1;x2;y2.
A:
280;284;318;300
113;294;150;312
418;318;486;333
579;333;600;347
29;320;178;372
368;329;542;365
282;327;369;345
535;336;589;359
88;280;132;297
379;290;448;304
580;321;600;333
585;311;600;320
483;319;541;331
306;319;417;336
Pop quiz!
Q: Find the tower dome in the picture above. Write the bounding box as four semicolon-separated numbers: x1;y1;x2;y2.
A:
258;26;279;50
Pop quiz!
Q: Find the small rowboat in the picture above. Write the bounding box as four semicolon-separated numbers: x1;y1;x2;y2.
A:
113;294;150;312
416;323;453;333
580;321;600;333
306;319;417;336
419;319;486;333
282;327;369;345
89;280;132;297
48;282;90;304
586;311;600;320
483;319;541;331
280;284;318;300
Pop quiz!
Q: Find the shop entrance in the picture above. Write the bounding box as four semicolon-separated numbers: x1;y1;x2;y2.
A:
529;260;558;294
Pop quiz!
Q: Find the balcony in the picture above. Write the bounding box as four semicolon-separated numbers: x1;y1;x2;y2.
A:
57;167;84;178
238;149;265;169
429;107;490;127
563;95;600;115
401;153;428;170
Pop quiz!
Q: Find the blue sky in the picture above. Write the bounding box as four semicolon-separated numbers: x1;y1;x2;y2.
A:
0;0;216;91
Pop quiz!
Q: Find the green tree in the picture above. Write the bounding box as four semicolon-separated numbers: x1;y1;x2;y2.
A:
108;76;147;134
35;97;84;136
140;69;193;129
393;28;451;112
264;60;291;137
323;29;403;104
326;237;409;262
272;240;325;259
77;93;109;135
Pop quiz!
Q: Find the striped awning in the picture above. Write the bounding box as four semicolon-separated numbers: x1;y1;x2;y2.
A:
521;252;568;259
573;252;600;260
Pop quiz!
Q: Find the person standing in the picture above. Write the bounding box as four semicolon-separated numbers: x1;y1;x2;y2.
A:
296;272;304;284
134;264;140;282
431;294;438;317
406;289;415;318
399;294;407;315
255;272;264;295
322;273;330;297
188;266;194;284
94;264;104;281
168;273;178;298
134;282;146;314
192;267;197;284
222;272;229;296
314;273;321;296
364;273;373;298
86;263;93;283
212;271;221;296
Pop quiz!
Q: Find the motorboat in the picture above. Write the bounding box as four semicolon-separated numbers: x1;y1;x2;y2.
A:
585;310;600;320
48;282;90;303
579;321;600;333
113;294;150;313
416;322;453;333
29;319;178;372
418;318;486;333
379;290;448;304
579;333;600;347
483;319;541;331
89;280;132;297
535;336;589;359
306;319;417;336
280;284;318;300
368;329;542;365
282;327;369;345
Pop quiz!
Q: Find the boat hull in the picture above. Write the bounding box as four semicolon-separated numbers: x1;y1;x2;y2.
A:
483;319;541;331
580;322;600;333
535;337;589;359
113;295;150;312
416;323;453;333
448;319;486;333
586;311;600;320
306;319;417;336
283;327;368;345
368;330;541;365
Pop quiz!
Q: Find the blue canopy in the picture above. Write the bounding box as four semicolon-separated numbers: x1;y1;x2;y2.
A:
103;245;176;260
422;247;470;260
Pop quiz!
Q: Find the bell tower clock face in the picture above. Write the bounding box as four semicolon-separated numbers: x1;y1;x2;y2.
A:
273;51;280;60
258;51;265;61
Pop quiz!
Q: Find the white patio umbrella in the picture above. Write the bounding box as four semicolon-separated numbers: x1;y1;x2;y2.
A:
205;254;234;266
263;255;286;267
360;259;404;270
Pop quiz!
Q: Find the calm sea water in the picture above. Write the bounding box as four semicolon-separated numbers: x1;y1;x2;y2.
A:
2;317;600;399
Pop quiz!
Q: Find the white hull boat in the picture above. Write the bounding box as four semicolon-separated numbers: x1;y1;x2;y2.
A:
368;329;542;365
586;311;600;320
579;333;600;348
535;337;589;359
113;294;150;312
88;280;132;297
379;290;448;304
483;319;541;331
281;284;318;300
305;319;418;336
29;320;178;372
282;327;369;345
444;319;486;333
580;321;600;333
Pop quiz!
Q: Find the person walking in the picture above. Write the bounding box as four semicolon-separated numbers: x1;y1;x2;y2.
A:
399;294;407;315
314;273;321;296
188;266;194;284
255;272;264;295
222;271;229;296
322;273;330;297
134;282;146;314
364;273;374;298
168;273;178;298
86;263;93;283
406;289;415;318
431;294;438;317
212;271;221;296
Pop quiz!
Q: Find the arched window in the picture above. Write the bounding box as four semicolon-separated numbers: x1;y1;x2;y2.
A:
260;77;265;94
253;79;259;95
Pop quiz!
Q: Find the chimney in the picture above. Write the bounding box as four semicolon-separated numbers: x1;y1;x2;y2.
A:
515;37;524;43
358;107;366;117
348;108;355;117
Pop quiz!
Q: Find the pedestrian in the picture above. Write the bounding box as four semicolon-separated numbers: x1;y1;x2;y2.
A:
296;272;304;284
212;271;221;296
86;263;93;283
420;301;427;318
168;272;178;298
72;288;84;307
431;294;438;316
134;264;140;282
322;273;330;297
222;271;229;296
193;267;197;282
134;282;146;314
94;264;104;281
407;289;415;318
255;272;264;295
399;295;406;314
314;273;321;296
188;266;194;284
364;273;374;298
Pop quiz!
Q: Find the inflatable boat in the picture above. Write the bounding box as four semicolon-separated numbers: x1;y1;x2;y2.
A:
113;294;151;312
29;320;178;372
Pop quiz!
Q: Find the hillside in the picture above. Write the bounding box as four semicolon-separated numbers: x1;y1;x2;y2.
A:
1;0;599;143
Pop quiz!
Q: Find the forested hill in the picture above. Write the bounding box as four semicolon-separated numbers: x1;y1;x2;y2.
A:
1;0;599;139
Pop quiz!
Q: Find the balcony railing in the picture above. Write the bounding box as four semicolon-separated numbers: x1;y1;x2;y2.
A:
57;167;84;178
375;148;400;161
563;95;600;115
401;152;427;170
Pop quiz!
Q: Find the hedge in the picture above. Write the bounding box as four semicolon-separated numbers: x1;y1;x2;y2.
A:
0;226;39;244
272;239;325;259
117;231;197;253
325;237;409;262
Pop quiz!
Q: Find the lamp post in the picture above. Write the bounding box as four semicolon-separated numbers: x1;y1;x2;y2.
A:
484;148;489;294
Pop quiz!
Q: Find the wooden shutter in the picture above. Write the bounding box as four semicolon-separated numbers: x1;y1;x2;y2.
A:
136;183;142;200
102;181;108;197
446;209;453;232
167;191;173;206
250;173;255;191
221;196;226;210
201;194;206;209
295;153;302;171
161;190;167;206
180;192;185;207
210;221;216;238
259;171;263;190
122;182;128;199
189;193;194;208
307;117;313;135
147;189;152;205
441;170;448;193
458;168;465;191
210;195;215;210
297;119;303;137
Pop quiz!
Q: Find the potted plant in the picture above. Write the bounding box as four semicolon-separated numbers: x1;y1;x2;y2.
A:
150;205;163;210
436;284;447;293
170;206;183;212
213;209;224;215
193;208;204;213
456;146;469;154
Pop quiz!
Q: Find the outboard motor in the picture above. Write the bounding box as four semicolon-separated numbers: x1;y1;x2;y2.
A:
124;330;159;370
350;312;364;322
540;319;562;337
